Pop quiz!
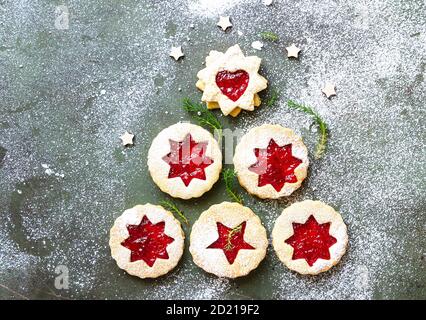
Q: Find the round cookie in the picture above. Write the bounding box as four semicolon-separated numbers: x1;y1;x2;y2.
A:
272;200;348;275
233;124;309;199
190;202;268;278
109;204;185;279
148;122;222;199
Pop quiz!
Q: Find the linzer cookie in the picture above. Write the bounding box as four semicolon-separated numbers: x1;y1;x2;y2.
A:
196;44;267;117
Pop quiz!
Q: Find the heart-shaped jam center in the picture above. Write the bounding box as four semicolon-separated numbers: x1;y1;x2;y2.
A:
215;70;249;102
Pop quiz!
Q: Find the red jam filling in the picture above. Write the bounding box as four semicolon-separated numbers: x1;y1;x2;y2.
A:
249;139;302;192
121;215;174;267
285;215;337;266
215;70;249;102
162;133;214;187
207;221;254;264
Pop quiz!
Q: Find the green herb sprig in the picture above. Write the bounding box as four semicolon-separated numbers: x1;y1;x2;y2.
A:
222;168;243;204
266;88;280;107
260;31;279;42
183;98;223;142
287;100;328;159
224;224;243;251
159;200;188;225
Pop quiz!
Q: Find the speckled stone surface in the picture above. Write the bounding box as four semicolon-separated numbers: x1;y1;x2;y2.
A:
0;0;425;299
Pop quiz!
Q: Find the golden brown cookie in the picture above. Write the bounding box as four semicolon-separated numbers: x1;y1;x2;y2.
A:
110;204;185;279
233;124;309;199
272;200;348;275
148;122;222;199
190;202;268;278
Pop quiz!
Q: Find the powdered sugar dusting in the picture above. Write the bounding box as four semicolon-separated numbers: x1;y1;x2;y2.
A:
188;0;250;18
0;0;424;300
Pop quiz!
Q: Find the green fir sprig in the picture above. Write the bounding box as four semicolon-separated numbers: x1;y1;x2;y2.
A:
260;31;279;42
183;98;223;142
224;224;243;251
287;100;328;159
266;88;280;107
222;168;243;204
159;200;189;225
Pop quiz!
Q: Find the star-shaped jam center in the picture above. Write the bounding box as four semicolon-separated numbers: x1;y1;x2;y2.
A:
207;221;255;264
121;215;174;267
162;133;214;187
285;215;337;266
248;139;302;192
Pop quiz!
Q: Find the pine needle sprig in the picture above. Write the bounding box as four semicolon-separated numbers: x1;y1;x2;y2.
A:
287;100;328;159
260;31;279;42
224;224;243;251
159;200;189;225
266;88;280;107
183;98;223;142
222;168;243;204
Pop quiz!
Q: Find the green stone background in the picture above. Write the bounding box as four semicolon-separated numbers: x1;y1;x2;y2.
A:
0;0;425;299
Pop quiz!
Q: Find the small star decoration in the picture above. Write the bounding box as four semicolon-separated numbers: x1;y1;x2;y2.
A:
121;215;175;267
251;41;264;51
322;83;336;98
207;222;254;264
285;215;337;266
217;16;232;31
120;131;134;146
286;44;301;58
170;46;184;61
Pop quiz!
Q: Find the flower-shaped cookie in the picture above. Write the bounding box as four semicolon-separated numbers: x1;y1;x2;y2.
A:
196;44;268;117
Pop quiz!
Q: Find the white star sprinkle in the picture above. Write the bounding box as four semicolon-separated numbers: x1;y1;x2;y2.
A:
263;0;274;5
217;16;232;31
322;83;337;98
169;46;184;61
120;131;134;146
251;41;264;50
286;44;301;58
